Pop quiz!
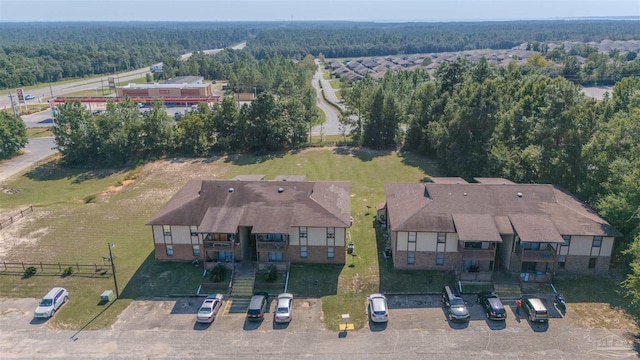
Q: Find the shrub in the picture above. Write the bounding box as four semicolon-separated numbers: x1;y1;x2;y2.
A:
83;194;97;203
23;266;37;278
210;264;227;282
62;266;74;277
261;264;279;282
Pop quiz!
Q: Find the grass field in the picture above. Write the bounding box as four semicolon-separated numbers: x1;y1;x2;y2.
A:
26;127;54;138
0;147;637;332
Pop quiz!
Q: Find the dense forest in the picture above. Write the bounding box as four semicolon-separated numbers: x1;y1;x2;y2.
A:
0;22;255;89
247;20;640;59
2;20;640;89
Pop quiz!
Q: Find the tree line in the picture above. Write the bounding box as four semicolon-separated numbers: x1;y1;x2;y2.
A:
3;20;639;89
0;22;252;89
52;54;320;166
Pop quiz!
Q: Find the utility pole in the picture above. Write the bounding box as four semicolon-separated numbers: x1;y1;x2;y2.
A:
7;92;18;117
107;243;119;298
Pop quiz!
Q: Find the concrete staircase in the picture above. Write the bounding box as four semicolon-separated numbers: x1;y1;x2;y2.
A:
493;283;522;303
225;262;257;314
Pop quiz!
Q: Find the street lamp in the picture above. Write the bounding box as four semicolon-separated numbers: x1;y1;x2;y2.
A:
107;243;119;298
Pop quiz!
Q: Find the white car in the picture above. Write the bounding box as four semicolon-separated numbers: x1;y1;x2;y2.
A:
196;294;224;323
25;94;35;100
274;293;293;323
34;287;68;318
368;293;389;322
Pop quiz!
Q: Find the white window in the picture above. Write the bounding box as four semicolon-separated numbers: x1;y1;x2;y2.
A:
190;226;198;237
299;227;308;238
166;245;174;256
437;232;446;243
436;253;444;265
268;252;284;262
592;236;602;247
327;247;334;259
300;246;308;258
407;252;415;264
408;232;416;243
561;235;571;247
163;225;171;236
327;227;335;238
192;245;200;257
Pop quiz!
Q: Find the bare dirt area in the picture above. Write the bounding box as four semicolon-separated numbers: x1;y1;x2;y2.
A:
571;303;639;333
0;210;51;258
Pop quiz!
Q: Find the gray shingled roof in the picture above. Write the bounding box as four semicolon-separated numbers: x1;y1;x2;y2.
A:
148;180;351;231
384;182;621;238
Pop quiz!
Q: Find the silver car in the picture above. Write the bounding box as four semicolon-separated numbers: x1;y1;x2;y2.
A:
274;293;294;323
196;294;223;323
34;287;68;318
368;293;389;322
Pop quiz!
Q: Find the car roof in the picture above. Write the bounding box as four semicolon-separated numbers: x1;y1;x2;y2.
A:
44;287;66;298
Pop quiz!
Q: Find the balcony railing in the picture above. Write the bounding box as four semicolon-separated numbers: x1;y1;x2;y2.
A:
458;242;497;261
518;244;557;262
257;242;286;249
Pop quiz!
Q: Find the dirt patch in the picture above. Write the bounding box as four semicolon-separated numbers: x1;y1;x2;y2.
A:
571;302;639;332
106;179;135;193
0;209;51;259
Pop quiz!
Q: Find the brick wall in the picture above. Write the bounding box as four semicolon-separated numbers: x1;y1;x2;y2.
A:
288;245;346;264
559;255;611;273
154;243;197;261
394;251;459;270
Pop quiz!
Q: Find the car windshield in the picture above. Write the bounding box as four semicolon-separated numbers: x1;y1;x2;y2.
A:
39;299;53;306
450;297;465;306
371;298;387;313
198;307;212;313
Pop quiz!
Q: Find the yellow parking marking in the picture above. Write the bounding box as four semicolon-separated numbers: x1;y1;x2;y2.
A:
221;299;248;317
339;323;355;331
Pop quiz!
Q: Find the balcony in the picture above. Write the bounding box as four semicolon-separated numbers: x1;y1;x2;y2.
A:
203;234;233;248
458;242;497;261
517;244;557;263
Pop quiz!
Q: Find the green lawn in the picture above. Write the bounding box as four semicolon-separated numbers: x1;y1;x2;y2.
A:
26;127;54;138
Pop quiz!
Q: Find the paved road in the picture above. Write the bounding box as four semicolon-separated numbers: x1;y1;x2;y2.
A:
0;137;57;183
311;60;349;137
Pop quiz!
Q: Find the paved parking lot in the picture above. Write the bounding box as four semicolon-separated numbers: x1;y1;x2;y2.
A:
0;294;636;359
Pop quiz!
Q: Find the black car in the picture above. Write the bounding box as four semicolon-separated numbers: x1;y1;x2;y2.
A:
246;292;269;321
478;292;506;320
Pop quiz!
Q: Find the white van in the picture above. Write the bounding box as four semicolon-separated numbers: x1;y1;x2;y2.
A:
34;287;68;318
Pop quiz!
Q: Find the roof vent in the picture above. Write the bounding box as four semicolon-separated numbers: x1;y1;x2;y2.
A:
517;192;523;198
278;187;284;193
463;192;467;196
229;187;234;193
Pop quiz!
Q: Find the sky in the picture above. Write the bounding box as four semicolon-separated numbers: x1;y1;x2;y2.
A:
1;0;639;22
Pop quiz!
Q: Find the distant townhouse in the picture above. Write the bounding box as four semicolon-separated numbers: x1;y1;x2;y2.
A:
147;176;351;269
382;178;620;282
